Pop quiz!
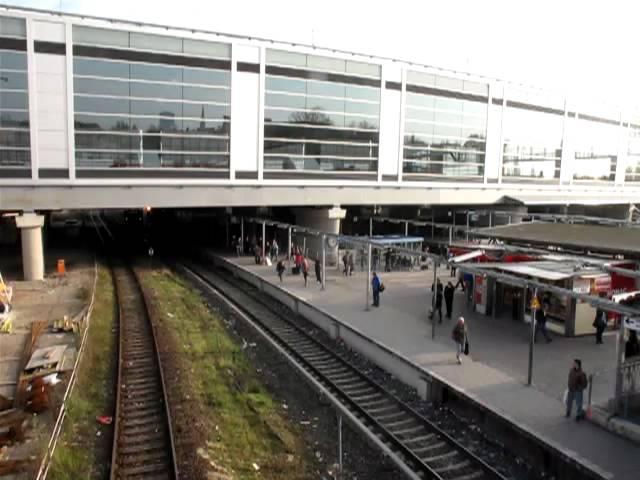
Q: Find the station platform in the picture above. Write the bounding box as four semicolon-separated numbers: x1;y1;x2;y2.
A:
215;252;640;480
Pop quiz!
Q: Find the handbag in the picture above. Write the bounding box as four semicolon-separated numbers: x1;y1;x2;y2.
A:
379;283;385;293
464;339;470;356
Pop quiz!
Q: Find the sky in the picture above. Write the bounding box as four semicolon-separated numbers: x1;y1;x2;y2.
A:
3;0;639;110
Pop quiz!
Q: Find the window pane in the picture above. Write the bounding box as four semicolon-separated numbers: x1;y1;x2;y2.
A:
306;96;346;112
0;90;27;110
74;77;130;96
0;149;30;167
264;124;378;143
130;63;182;83
266;75;306;94
183;39;230;59
73;25;129;47
307;80;346;98
75;95;129;114
0;51;27;71
74;58;129;79
306;54;345;73
76;151;138;168
0;110;29;128
75;132;134;150
130;32;182;53
345;100;379;116
0;129;29;147
183;67;230;86
182;85;229;103
346;60;380;78
0;16;26;38
345;85;379;102
266;49;306;67
182;103;229;119
0;70;27;90
266;92;306;109
130;81;181;100
75;114;130;131
130;99;181;117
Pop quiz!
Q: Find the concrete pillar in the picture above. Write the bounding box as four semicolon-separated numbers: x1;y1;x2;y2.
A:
294;207;345;265
15;214;45;281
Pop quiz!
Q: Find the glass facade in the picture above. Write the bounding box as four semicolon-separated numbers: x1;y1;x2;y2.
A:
572;117;619;182
0;16;29;171
73;26;231;170
626;124;640;182
403;71;487;179
502;107;563;180
264;49;380;174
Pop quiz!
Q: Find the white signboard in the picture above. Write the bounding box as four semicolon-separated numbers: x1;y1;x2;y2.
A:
573;277;590;294
624;317;640;332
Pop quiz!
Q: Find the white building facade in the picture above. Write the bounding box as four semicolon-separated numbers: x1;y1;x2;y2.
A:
1;7;640;209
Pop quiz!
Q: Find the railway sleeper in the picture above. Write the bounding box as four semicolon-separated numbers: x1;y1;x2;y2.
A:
121;423;164;437
449;471;484;480
422;449;458;463
402;433;437;446
343;386;377;397
119;430;167;446
118;459;171;477
120;441;168;456
434;459;471;474
410;441;446;454
122;405;163;417
373;410;406;422
391;424;425;437
119;449;168;467
383;417;417;430
123;388;162;399
122;384;161;396
122;415;165;428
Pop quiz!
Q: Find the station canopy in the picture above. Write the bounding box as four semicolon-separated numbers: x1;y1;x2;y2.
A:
473;260;605;282
369;235;424;246
478;222;640;257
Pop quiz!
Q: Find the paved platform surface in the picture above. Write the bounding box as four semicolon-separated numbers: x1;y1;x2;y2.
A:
221;253;640;480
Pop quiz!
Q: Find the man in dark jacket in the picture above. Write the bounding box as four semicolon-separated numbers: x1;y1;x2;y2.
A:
314;258;322;284
371;272;381;307
444;281;455;319
534;301;552;343
566;359;588;421
431;279;444;323
593;305;607;344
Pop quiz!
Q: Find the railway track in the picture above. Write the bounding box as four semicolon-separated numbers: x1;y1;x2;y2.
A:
111;265;178;480
184;262;507;480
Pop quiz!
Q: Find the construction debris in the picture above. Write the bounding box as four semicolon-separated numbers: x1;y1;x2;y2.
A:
25;345;67;372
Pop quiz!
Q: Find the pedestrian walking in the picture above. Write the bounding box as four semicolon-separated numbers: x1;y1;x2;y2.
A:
431;278;443;323
348;252;354;276
276;259;285;283
371;272;381;307
565;359;588;421
384;249;391;272
448;251;456;277
454;269;465;291
452;317;468;364
315;258;322;284
444;281;455;319
593;304;607;344
271;238;279;262
342;253;349;276
534;301;552;343
302;257;309;287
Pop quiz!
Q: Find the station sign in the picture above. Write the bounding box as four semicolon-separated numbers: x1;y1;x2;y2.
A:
623;317;640;332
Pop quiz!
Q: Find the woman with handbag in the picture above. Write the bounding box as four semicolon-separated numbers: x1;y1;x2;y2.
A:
452;317;468;364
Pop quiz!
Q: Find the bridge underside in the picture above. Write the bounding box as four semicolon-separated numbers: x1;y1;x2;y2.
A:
1;185;639;210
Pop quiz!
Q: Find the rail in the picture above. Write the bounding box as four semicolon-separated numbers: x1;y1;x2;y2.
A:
185;261;506;480
110;264;178;479
209;252;610;480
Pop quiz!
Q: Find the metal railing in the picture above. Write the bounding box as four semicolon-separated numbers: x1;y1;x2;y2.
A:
588;358;640;418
